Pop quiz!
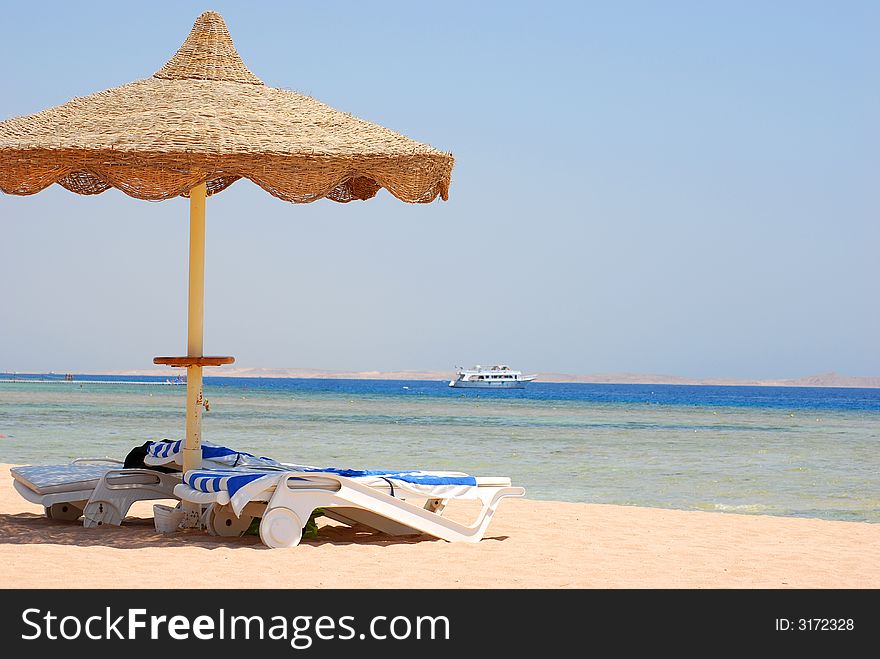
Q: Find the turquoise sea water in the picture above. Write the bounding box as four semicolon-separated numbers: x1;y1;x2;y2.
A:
1;376;878;522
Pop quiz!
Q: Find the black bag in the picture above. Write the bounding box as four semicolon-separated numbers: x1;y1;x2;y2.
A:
123;440;178;473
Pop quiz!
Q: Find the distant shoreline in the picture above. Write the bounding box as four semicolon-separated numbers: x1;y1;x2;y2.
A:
3;369;879;389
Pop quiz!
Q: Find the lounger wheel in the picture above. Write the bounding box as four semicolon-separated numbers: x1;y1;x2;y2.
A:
259;507;303;548
207;505;253;537
46;502;84;521
82;501;123;528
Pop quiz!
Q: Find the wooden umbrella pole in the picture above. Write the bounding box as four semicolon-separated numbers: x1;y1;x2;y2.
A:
183;181;207;477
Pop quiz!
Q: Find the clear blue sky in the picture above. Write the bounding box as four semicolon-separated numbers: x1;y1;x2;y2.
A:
1;1;877;378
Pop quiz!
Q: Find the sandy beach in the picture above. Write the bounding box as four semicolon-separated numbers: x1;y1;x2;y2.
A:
1;464;877;589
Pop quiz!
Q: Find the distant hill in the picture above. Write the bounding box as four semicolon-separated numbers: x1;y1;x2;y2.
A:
533;371;880;388
94;367;880;388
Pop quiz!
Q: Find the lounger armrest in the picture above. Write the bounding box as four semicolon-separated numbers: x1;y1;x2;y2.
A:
100;469;181;489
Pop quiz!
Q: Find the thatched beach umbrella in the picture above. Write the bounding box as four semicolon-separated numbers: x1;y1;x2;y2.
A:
0;11;453;481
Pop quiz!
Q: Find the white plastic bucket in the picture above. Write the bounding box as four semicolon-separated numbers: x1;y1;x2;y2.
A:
153;503;185;533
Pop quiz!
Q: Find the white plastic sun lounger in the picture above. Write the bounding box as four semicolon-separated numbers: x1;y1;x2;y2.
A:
11;459;180;527
13;441;524;543
9;440;272;528
175;468;525;548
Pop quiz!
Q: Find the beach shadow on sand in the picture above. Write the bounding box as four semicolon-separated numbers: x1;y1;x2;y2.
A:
0;513;510;550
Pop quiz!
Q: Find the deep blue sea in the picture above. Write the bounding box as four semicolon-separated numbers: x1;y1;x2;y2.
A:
1;375;878;522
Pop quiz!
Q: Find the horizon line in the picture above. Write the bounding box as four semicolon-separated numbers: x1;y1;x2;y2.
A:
2;368;879;389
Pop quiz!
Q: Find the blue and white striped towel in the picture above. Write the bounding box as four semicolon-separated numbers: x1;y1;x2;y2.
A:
145;440;283;470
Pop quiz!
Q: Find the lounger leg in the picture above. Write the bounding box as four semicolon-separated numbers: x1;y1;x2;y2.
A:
82;500;124;528
81;469;181;529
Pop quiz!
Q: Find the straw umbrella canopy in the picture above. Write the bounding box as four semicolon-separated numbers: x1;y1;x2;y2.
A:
0;11;453;480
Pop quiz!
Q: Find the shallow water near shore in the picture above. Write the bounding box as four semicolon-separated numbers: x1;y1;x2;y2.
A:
1;376;878;523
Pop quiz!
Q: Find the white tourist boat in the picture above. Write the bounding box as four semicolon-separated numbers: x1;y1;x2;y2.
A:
448;365;536;389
